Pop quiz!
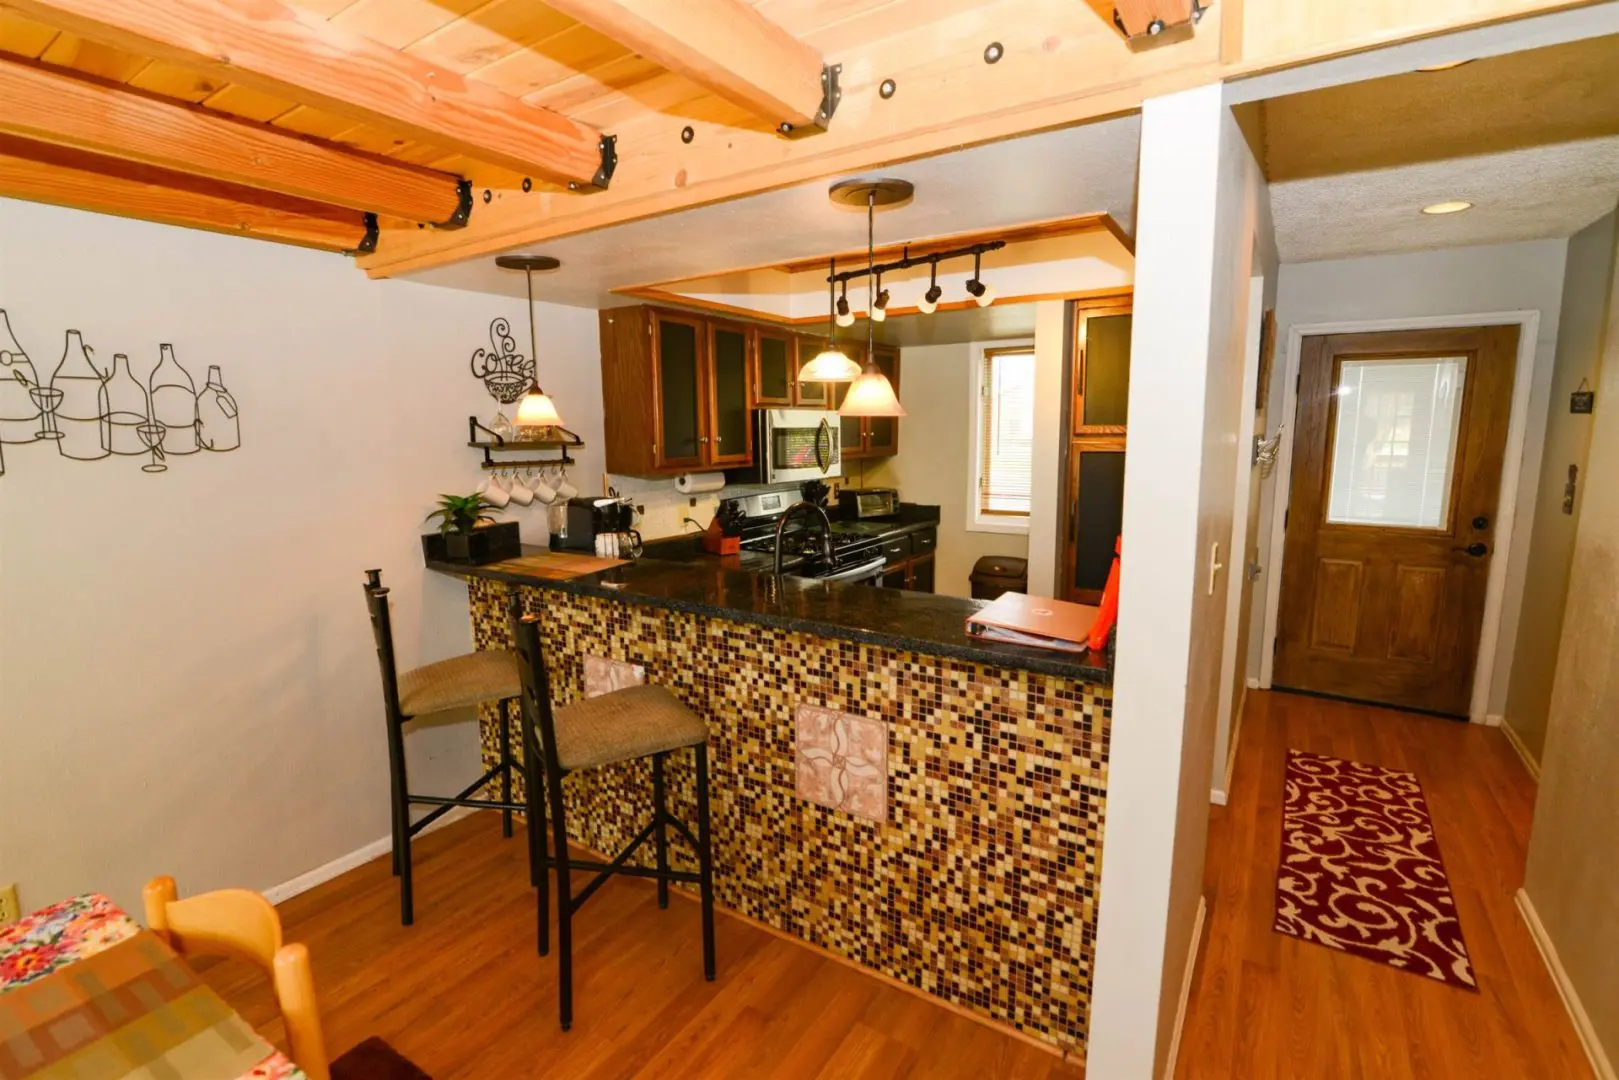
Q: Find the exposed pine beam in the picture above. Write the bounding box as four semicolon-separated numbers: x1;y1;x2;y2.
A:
0;56;463;224
1;0;608;186
542;0;827;129
0;135;371;252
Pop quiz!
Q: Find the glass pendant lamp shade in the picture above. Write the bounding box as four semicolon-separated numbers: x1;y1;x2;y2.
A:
839;365;905;417
515;383;563;426
799;346;862;382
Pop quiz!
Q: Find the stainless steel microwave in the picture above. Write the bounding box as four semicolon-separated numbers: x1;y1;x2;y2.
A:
725;408;842;486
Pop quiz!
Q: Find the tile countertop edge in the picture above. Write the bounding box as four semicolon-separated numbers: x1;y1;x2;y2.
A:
425;555;1112;684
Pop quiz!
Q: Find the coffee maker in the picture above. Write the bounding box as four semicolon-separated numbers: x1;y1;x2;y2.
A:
551;497;641;557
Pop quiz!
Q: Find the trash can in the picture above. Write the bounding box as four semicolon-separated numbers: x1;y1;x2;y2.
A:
969;555;1028;600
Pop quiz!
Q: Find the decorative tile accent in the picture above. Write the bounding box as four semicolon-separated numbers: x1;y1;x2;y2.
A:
583;655;645;698
467;578;1112;1056
795;704;887;822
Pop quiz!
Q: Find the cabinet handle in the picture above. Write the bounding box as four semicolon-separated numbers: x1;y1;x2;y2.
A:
700;436;710;444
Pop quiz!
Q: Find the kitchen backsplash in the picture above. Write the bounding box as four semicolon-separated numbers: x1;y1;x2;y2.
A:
608;473;853;540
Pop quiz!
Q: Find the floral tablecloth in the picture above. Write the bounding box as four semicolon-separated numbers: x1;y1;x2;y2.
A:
0;894;306;1079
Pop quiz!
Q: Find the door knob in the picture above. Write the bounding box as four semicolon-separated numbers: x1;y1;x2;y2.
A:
1453;542;1489;558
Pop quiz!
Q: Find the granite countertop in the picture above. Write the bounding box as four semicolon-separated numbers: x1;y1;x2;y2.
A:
428;538;1111;684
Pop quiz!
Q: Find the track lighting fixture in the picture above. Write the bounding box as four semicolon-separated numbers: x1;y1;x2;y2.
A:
917;260;942;315
830;180;906;419
966;252;995;308
871;275;890;323
834;281;855;327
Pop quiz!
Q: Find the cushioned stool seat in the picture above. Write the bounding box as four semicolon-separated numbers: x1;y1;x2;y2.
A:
397;650;520;717
552;684;708;771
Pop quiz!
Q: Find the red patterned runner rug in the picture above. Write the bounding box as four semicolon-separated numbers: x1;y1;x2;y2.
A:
1273;749;1477;990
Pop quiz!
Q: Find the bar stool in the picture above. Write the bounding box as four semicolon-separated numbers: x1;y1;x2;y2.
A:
364;569;539;926
507;592;716;1031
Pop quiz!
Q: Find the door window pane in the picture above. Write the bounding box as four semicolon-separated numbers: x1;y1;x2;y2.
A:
1326;356;1466;529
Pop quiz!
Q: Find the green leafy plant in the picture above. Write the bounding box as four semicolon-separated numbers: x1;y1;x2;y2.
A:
425;492;503;535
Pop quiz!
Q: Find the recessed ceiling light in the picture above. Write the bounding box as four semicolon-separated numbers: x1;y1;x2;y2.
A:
1416;59;1474;72
1422;200;1473;215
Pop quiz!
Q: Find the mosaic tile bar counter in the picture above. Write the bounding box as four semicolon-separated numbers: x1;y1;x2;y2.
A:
467;578;1112;1057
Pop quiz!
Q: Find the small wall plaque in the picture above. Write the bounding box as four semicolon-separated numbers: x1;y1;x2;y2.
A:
1571;378;1594;414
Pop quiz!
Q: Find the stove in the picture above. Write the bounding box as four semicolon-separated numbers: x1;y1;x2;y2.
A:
723;489;891;581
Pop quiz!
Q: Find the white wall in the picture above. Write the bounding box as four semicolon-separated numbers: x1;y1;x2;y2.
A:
1257;239;1570;715
1505;210;1615;762
0;199;605;917
1088;88;1272;1079
863;341;1030;598
1027;300;1071;598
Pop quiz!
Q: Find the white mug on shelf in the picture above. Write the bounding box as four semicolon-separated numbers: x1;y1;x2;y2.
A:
508;470;535;506
532;469;558;505
481;473;510;509
555;470;579;501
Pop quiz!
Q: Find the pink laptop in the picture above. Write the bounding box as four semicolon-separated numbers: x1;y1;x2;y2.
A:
966;593;1099;654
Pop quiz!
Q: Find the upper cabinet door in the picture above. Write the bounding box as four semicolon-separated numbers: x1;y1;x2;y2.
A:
707;321;754;467
863;345;901;457
1073;302;1134;437
753;328;794;407
793;335;830;407
652;311;706;470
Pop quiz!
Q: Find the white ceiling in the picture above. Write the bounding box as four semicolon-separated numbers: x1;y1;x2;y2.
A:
1271;135;1619;263
405;116;1142;307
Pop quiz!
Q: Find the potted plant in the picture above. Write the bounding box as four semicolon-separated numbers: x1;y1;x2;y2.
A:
421;492;521;565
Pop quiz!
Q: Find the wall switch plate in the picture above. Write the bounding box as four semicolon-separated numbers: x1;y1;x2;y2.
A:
0;883;19;926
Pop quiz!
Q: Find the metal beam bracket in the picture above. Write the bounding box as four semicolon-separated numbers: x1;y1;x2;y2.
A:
569;134;618;193
778;64;841;139
431;179;474;229
348;212;379;256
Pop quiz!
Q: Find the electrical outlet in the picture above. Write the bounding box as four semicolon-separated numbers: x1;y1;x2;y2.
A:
0;883;20;926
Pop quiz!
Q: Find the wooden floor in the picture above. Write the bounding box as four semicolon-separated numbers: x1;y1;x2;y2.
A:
1176;690;1594;1080
201;813;1081;1080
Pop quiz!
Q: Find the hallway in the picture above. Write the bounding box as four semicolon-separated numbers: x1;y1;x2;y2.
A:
1176;690;1594;1080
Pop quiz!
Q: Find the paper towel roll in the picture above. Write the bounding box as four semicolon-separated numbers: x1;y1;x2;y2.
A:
675;471;727;495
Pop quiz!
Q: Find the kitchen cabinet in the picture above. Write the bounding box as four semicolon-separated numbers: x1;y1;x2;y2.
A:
874;528;935;594
793;335;831;407
833;344;902;460
599;306;758;476
1062;294;1132;603
908;553;936;593
753;328;795;406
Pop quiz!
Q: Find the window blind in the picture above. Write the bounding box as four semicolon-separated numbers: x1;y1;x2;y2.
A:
979;348;1036;516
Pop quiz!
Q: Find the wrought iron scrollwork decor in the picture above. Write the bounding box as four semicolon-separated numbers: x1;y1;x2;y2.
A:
0;307;241;477
469;317;534;404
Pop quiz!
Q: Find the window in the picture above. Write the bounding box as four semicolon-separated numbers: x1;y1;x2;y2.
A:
974;346;1036;526
1326;356;1467;529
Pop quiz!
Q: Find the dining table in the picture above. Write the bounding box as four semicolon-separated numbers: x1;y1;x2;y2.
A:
0;894;305;1079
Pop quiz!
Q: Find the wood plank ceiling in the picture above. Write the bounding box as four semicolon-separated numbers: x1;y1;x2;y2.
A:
0;0;850;252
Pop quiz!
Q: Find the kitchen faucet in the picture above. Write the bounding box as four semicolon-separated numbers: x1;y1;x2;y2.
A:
773;500;834;578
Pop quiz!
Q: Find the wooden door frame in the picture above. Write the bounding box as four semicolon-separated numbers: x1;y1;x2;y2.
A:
1257;311;1543;725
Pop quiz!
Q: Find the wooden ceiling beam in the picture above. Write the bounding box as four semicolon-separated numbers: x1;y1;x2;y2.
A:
1;0;610;187
0;135;372;252
0;55;464;224
541;0;828;130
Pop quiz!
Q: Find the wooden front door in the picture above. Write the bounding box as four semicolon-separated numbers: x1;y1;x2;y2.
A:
1275;326;1518;716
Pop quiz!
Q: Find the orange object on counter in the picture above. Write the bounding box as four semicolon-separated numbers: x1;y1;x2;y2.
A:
1088;536;1121;652
700;516;741;555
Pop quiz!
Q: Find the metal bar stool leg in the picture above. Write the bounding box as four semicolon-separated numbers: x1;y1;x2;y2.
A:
498;699;514;839
695;743;715;981
547;765;574;1031
652;752;670;910
526;725;550;955
385;717;414;926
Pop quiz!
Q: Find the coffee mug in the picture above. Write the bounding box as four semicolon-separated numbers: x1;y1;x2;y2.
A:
508;471;534;506
555;473;579;501
481;473;510;508
532;470;558;505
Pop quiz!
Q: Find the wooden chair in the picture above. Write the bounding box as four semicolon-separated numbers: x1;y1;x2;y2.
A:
143;876;330;1080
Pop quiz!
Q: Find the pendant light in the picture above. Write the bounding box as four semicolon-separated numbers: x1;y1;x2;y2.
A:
495;254;565;428
827;179;909;419
799;256;861;383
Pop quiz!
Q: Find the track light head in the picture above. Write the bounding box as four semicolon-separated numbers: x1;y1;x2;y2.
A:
872;282;890;323
834;282;855;327
965;278;995;308
917;259;942;315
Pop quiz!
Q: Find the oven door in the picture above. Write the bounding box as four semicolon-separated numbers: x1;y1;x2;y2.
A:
762;409;841;484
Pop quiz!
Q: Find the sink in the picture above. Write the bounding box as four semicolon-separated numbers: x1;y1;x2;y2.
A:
784;554;886;584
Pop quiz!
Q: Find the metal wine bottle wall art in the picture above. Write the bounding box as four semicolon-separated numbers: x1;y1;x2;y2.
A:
0;307;241;477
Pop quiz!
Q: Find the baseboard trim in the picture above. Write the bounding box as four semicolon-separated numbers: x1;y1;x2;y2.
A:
1212;686;1248;806
1517;889;1616;1080
1499;720;1542;783
1245;676;1260;690
1161;895;1208;1080
262;807;475;905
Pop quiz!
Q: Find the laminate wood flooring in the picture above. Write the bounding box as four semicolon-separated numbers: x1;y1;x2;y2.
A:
198;812;1082;1080
1175;690;1594;1080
